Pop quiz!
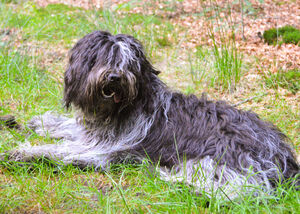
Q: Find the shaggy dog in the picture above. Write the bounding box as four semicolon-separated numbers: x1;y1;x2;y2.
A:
5;31;299;197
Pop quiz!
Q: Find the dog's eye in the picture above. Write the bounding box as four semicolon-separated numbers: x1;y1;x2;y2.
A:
89;58;96;68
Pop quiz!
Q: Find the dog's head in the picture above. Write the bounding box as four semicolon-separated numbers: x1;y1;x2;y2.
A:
64;31;160;118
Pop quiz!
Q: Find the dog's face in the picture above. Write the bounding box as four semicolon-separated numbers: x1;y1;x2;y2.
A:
64;31;159;118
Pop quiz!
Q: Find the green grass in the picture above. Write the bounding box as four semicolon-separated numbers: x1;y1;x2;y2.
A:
0;44;63;119
1;159;299;213
0;1;178;54
1;2;90;45
0;1;299;213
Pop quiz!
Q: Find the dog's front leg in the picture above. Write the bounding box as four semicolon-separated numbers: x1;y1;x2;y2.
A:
5;140;79;162
28;112;84;141
61;150;141;171
61;152;111;170
4;140;111;170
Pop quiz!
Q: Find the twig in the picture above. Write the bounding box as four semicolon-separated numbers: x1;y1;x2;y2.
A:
232;93;268;107
218;186;234;204
240;0;246;40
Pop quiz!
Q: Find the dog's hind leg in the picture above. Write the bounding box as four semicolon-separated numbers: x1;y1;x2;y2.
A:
28;112;84;141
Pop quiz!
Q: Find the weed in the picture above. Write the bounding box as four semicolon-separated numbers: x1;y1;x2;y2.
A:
156;36;172;47
189;1;243;91
210;32;243;91
188;46;210;87
189;38;243;92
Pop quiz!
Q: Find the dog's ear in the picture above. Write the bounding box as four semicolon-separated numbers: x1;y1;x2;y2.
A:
63;42;85;109
63;66;73;109
142;58;160;76
117;34;161;76
137;49;160;75
63;31;113;109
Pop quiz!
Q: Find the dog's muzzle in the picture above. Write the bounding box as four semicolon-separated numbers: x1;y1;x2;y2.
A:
102;73;123;103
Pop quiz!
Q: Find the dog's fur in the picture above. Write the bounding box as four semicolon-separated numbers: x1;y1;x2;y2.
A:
7;31;299;198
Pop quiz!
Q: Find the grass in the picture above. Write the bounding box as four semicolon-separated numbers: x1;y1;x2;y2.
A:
0;1;299;213
1;159;299;213
264;69;300;94
0;1;178;55
0;43;63;119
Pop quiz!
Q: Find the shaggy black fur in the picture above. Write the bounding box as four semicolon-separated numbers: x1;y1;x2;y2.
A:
64;31;299;188
5;31;299;195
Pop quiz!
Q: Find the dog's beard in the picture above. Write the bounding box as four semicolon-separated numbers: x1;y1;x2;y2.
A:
101;71;137;104
83;68;138;120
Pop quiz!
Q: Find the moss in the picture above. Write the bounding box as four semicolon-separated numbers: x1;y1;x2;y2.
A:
156;36;172;47
263;28;278;45
263;25;300;46
282;31;300;45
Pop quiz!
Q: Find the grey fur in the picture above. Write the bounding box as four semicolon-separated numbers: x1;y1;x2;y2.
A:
6;31;299;198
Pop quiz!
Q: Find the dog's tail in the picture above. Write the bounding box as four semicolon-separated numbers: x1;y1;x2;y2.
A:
0;115;21;129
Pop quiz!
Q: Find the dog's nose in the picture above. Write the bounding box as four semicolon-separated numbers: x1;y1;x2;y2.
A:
107;73;121;82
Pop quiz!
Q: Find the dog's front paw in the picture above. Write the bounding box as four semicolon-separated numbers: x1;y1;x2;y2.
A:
27;115;43;132
62;154;107;171
3;142;35;162
0;152;7;161
62;156;91;169
0;150;29;162
26;112;78;140
27;112;58;136
27;112;59;131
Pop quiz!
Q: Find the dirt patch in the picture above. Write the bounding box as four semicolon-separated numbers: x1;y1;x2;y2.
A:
34;0;129;9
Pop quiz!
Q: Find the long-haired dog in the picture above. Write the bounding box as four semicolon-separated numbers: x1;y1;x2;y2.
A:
5;31;299;198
